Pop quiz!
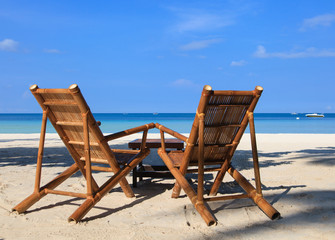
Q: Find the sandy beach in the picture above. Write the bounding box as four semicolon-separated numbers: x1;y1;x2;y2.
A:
0;133;334;239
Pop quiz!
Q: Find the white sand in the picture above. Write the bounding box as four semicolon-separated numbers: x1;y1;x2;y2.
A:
0;133;335;239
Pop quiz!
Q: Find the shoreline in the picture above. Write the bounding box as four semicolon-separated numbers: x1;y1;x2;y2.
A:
1;133;335;239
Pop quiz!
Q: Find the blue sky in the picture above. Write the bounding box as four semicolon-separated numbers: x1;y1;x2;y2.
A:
1;0;334;113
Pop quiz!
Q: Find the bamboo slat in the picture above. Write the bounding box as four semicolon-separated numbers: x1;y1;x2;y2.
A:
205;193;248;202
33;88;70;94
43;100;77;106
56;121;83;126
45;189;87;199
186;167;222;173
111;149;140;154
212;90;255;96
85;165;114;172
68;141;99;146
207;104;250;107
79;157;108;164
204;124;242;128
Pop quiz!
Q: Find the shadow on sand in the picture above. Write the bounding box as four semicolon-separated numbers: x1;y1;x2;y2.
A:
189;189;335;240
2;142;335;225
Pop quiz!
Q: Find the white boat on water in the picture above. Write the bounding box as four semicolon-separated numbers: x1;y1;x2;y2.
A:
305;113;324;118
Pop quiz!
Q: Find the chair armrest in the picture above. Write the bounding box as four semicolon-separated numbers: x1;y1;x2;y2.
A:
104;122;155;142
155;123;188;142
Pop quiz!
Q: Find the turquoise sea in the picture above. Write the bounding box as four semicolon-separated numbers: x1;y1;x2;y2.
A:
0;113;334;134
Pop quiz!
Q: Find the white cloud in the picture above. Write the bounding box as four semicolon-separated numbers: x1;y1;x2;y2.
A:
177;14;233;32
180;39;222;51
254;45;335;58
169;8;234;33
230;60;247;66
44;49;61;54
171;79;196;87
0;38;18;52
300;13;335;31
254;45;267;58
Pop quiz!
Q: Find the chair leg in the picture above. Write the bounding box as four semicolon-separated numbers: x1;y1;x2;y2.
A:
248;113;262;195
170;161;189;198
210;113;262;197
34;109;48;192
12;192;47;214
13;163;79;213
132;165;138;188
209;160;230;196
227;166;280;220
119;178;135;198
170;144;194;199
209;141;239;195
158;149;216;226
171;182;182;198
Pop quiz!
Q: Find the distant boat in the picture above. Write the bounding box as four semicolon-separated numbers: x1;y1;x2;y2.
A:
305;113;324;118
291;112;298;115
153;112;159;115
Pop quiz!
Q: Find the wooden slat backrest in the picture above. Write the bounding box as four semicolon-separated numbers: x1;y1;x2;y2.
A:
30;84;118;168
186;86;262;164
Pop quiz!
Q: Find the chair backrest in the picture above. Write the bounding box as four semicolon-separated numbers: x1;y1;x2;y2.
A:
185;85;263;165
30;84;119;167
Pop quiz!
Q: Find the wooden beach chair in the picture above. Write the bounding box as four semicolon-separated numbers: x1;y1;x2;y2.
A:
156;85;280;226
13;84;155;222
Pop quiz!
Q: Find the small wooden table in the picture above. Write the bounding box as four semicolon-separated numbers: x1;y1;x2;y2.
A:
128;139;184;187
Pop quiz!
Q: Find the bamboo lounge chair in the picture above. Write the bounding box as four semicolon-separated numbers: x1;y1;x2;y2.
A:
13;84;154;222
156;85;280;226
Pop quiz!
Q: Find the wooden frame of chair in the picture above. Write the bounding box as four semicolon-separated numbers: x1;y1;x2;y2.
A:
156;85;280;226
12;84;155;222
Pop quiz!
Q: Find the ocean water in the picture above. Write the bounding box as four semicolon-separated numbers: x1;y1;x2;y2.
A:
0;113;334;134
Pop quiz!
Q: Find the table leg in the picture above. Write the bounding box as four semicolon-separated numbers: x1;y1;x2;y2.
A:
132;166;137;188
139;162;143;182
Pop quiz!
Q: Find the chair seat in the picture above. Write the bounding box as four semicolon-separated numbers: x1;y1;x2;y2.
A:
167;150;223;167
167;150;184;167
112;149;141;165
